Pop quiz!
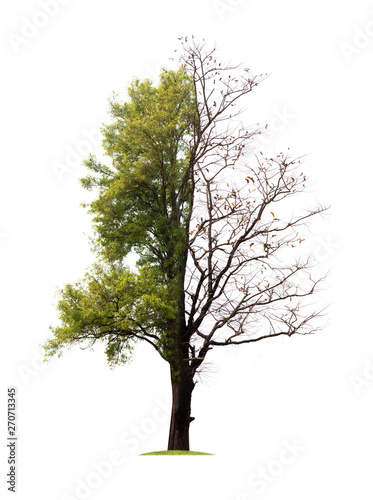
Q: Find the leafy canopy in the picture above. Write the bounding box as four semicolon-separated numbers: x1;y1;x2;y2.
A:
44;66;197;366
81;66;196;267
43;263;178;367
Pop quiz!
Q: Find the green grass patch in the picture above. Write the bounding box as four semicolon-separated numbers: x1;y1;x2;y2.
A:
140;450;214;455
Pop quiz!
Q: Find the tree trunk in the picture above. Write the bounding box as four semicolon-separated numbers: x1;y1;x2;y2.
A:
167;369;195;450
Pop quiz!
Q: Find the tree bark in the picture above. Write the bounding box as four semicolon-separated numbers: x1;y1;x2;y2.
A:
167;369;195;450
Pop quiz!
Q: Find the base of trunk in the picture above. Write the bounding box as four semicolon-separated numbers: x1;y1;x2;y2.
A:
167;375;194;451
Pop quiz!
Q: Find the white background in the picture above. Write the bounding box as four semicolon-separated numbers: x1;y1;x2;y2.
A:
1;0;372;499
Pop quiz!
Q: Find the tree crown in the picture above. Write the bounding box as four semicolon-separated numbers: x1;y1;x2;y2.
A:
44;38;327;377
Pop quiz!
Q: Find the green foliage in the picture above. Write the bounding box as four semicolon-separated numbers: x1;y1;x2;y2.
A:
43;263;179;367
81;66;196;267
44;65;197;367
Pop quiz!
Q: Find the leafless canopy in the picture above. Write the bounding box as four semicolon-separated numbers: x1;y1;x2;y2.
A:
175;37;328;378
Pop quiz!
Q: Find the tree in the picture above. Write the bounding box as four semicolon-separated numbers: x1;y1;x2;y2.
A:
43;37;328;451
